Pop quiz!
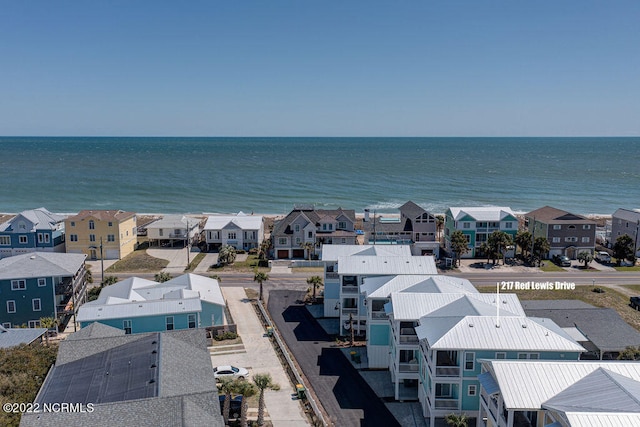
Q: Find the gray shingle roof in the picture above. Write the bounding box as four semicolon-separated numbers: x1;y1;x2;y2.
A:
272;207;356;236
0;252;86;280
525;206;596;224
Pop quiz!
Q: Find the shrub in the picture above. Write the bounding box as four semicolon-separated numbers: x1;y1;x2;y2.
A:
214;331;238;341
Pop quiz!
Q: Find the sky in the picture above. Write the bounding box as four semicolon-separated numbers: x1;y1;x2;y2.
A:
1;1;639;137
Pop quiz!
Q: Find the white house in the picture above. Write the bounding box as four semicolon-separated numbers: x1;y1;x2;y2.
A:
203;212;264;251
145;215;200;248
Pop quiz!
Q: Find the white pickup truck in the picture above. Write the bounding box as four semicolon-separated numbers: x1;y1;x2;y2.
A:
595;251;611;263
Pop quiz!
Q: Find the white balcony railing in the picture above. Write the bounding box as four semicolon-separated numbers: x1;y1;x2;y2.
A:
434;398;459;410
398;363;419;373
341;285;359;293
435;366;460;377
371;311;388;320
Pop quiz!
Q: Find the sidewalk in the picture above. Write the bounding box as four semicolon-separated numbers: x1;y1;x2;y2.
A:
213;287;310;426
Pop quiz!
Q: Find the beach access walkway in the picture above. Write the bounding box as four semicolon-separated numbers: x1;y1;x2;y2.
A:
211;286;310;427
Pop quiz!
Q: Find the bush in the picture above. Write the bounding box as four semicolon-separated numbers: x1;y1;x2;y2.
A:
214;331;238;341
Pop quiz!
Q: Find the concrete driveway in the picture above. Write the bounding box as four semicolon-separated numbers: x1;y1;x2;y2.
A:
147;247;191;274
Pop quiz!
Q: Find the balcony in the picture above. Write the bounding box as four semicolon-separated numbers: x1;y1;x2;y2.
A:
434;398;459;410
371;311;388;320
435;366;460;377
399;327;418;344
341;307;358;315
341;285;359;294
325;272;339;280
399;362;419;373
169;232;187;239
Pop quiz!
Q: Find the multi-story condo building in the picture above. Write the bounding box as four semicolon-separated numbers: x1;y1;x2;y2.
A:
525;206;596;259
416;315;584;427
0;207;66;258
321;244;411;318
203;212;264;251
478;360;640;427
272;205;357;260
611;208;640;256
336;255;437;336
65;210;137;260
0;252;88;329
364;201;440;256
444;207;518;258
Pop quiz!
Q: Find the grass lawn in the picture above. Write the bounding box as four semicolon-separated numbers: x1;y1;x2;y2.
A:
106;249;169;273
291;267;324;273
184;252;206;272
615;266;640;272
209;255;270;273
478;284;640;331
624;285;640;293
539;262;565;272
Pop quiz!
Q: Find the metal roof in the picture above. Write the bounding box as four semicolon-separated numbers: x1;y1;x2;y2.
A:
0;252;86;280
418;315;585;352
321;244;411;261
448;206;515;222
390;292;524;321
77;274;224;323
362;274;478;299
482;360;640;411
563;413;640;427
203;212;263;231
0;207;65;232
613;208;640;222
337;255;437;275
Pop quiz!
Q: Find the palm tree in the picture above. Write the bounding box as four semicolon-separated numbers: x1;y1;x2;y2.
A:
154;272;172;283
436;214;445;242
253;373;281;426
306;276;323;301
218;377;238;425
254;270;269;301
533;236;550;266
258;239;271;261
445;413;469;427
300;241;314;260
235;380;257;427
515;230;532;258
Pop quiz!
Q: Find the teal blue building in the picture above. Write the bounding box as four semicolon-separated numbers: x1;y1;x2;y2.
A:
0;252;87;329
77;274;225;334
444;207;518;258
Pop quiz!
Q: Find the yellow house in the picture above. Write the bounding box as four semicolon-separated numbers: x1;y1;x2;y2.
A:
65;210;137;260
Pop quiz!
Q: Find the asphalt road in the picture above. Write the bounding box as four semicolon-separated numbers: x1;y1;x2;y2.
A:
267;289;401;427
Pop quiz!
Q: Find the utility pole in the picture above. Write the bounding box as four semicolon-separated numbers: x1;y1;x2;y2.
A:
186;220;191;266
100;237;104;285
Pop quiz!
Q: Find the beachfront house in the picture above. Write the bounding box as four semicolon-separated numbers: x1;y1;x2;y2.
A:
416;315;584;427
525;206;597;259
77;273;225;333
335;255;437;337
203;212;264;251
385;289;525;401
145;215;201;248
0;207;66;258
271;205;357;260
478;360;640;427
20;323;225;427
321;244;412;318
611;208;640;256
64;210;137;260
444;207;518;258
0;252;88;329
364;201;440;257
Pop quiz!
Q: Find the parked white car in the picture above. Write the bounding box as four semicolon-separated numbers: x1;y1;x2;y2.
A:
595;251;611;263
213;365;249;381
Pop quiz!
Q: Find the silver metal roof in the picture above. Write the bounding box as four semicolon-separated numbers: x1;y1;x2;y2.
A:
0;326;47;349
449;206;515;222
337;255;437;275
321;244;411;261
203;213;264;231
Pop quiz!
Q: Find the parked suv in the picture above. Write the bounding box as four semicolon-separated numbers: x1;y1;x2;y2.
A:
595;251;611;263
630;296;640;311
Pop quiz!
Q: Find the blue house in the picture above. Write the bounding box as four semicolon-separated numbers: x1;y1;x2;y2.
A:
0;252;88;329
415;314;584;427
77;273;226;333
0;207;66;258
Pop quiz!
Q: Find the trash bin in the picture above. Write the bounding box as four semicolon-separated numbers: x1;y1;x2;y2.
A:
296;384;306;399
266;326;274;337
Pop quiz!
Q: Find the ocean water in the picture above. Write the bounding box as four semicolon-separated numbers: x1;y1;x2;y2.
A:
1;137;639;215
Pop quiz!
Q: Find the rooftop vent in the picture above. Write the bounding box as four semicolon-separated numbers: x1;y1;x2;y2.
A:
522;324;527;328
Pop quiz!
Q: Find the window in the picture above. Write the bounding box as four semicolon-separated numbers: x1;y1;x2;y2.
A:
89;234;96;242
518;353;540;359
6;301;16;313
495;352;506;359
464;352;475;370
505;222;513;228
552;237;560;243
38;278;46;287
32;299;41;311
341;238;346;243
123;320;132;334
568;225;576;230
581;237;590;243
295;224;300;232
89;220;95;230
2;322;10;328
44;234;50;243
108;222;113;227
338;221;347;229
0;236;10;245
70;234;78;242
107;234;115;242
435;383;452;397
166;316;174;331
188;314;196;329
11;280;26;290
228;232;236;240
70;221;75;227
278;237;287;245
295;237;301;244
38;233;44;243
583;224;591;230
553;225;561;230
28;320;41;328
565;237;577;242
159;229;164;236
468;385;477;396
322;224;327;230
463;222;470;229
19;235;27;244
308;231;313;238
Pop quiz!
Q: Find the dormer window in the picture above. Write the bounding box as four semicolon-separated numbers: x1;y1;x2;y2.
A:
89;220;95;230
